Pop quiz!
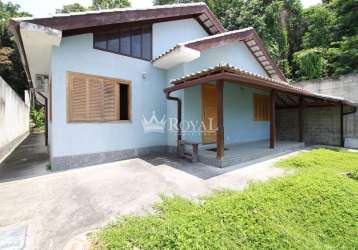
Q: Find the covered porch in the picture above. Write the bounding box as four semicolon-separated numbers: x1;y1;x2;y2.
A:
197;140;304;168
164;64;357;167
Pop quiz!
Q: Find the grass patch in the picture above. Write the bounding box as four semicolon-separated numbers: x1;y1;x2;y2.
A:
93;149;358;249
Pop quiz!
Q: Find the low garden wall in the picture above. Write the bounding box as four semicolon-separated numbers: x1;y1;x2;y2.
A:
0;77;30;162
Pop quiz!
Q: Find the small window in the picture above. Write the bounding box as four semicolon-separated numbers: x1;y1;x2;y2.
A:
142;27;152;60
67;72;131;122
93;25;152;60
94;34;107;50
131;29;142;58
107;33;119;53
253;94;270;121
120;30;131;55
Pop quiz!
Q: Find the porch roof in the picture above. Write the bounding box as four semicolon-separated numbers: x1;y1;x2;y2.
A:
163;64;358;109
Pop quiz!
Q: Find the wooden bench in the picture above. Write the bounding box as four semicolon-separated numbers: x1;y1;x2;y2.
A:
179;140;199;162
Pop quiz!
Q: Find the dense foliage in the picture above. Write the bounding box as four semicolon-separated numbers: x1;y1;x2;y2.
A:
56;3;87;13
30;106;45;129
91;0;130;10
0;1;30;98
56;0;130;13
93;149;358;249
293;48;325;79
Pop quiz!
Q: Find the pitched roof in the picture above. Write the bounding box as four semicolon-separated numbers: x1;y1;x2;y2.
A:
10;3;225;37
153;27;286;81
165;64;357;108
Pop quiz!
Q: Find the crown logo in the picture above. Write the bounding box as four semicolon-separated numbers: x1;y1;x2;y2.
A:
141;111;166;134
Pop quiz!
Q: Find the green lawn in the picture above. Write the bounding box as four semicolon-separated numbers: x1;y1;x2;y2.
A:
93;149;358;250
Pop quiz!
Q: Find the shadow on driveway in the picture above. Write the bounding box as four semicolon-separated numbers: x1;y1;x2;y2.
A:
0;133;49;182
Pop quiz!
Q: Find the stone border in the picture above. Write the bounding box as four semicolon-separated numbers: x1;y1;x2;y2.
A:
51;145;171;171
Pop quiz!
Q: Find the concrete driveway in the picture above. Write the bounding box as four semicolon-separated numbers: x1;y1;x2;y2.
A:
0;133;49;182
0;153;294;250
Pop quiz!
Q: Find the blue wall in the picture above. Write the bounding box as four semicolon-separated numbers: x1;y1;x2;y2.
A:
182;82;270;144
172;41;271;144
50;18;209;157
184;42;268;77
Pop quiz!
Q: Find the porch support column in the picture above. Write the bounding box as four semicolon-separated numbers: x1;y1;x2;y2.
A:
270;90;276;149
340;102;344;147
216;80;224;159
298;96;304;142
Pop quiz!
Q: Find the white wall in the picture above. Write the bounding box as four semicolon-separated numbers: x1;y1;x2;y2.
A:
0;77;30;161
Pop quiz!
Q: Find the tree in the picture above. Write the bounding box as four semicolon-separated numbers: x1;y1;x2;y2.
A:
0;1;31;98
330;0;358;39
327;35;358;76
153;0;203;5
92;0;130;10
293;48;326;79
302;5;335;48
56;3;87;13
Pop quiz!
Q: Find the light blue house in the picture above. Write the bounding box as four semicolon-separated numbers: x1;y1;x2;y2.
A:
10;3;357;170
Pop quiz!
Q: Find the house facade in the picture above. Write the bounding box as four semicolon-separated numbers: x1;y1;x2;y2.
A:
10;3;357;170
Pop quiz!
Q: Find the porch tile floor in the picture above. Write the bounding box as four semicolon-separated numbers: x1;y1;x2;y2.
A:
198;140;305;168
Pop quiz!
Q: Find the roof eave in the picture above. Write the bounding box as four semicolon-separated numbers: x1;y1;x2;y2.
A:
164;65;357;108
9;19;33;89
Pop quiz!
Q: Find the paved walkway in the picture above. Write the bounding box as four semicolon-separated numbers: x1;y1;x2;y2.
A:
0;151;300;250
0;133;49;182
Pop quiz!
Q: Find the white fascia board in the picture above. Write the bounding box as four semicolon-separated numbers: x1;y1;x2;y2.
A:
19;22;62;92
20;22;62;46
153;46;200;69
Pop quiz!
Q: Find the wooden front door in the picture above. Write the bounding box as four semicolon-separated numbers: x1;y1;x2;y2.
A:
201;83;217;144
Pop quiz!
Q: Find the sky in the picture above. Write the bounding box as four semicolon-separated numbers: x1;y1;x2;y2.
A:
6;0;322;17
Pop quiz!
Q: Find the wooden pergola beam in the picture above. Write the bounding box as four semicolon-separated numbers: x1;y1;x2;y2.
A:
216;80;224;159
298;96;304;142
340;102;344;147
270;90;276;148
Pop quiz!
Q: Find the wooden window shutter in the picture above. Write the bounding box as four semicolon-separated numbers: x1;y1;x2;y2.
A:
103;79;120;121
254;94;270;121
68;73;89;121
67;72;124;122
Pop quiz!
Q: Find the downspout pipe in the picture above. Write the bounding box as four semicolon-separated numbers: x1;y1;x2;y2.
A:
165;91;182;154
31;89;48;146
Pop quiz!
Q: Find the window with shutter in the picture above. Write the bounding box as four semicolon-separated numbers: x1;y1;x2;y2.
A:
67;72;130;122
253;94;270;121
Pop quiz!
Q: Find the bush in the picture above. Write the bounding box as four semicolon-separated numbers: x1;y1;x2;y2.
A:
293;48;326;80
348;169;358;180
30;107;45;129
327;35;358;76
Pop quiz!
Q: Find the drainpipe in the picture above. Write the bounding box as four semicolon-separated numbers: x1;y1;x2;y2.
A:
165;91;182;154
31;89;48;146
